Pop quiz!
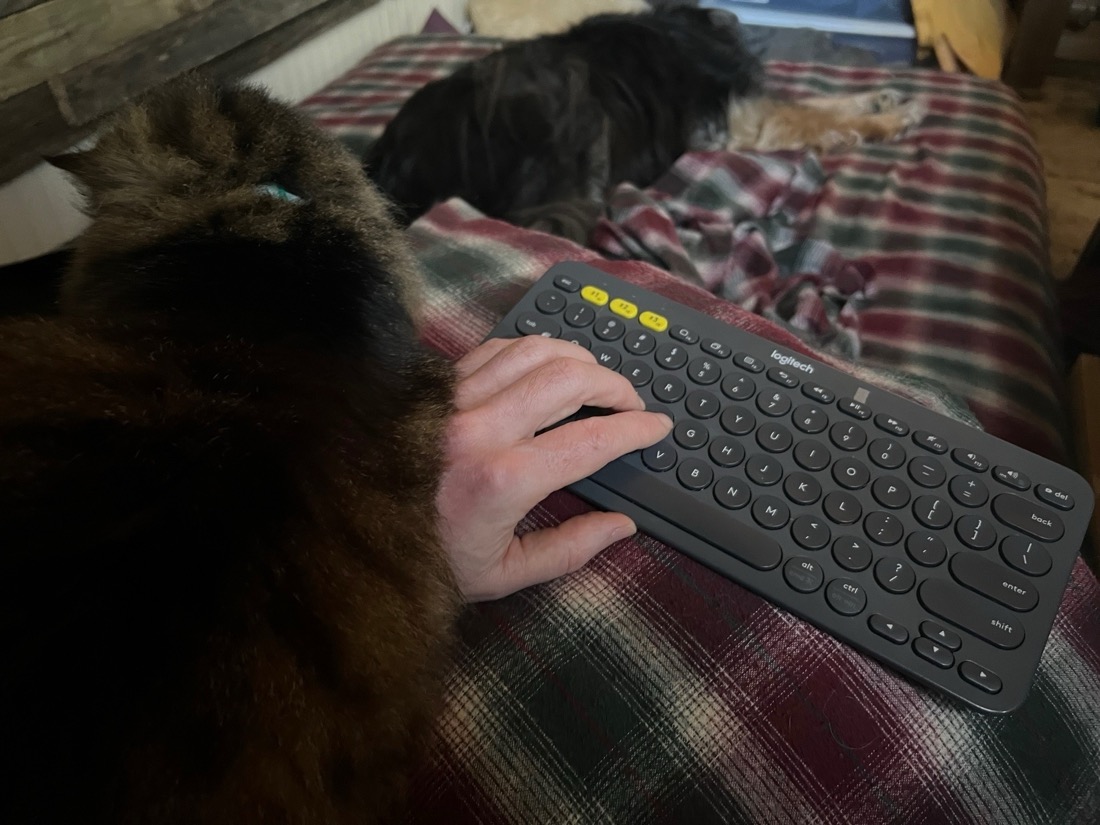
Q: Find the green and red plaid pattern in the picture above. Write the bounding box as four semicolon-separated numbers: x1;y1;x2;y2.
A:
300;36;1100;824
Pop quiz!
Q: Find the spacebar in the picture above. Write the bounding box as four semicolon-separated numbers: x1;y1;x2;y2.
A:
589;462;783;571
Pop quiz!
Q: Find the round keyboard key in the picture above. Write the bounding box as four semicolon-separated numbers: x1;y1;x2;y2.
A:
687;356;722;385
832;457;870;490
794;440;831;472
561;331;591;349
652;375;686;403
516;312;561;338
791;515;831;550
673;421;709;450
783;472;821;506
733;353;764;373
708;436;745;468
826;579;867;616
920;621;961;651
701;339;731;358
868;437;906;470
621;359;653;388
714;477;751;509
535;290;566;314
746;454;783;486
553;274;581;292
757;390;791;417
720;405;755;436
914;637;953;669
829;421;867;452
993;465;1031;491
906;532;947;567
913;431;948;454
670;325;699;344
767;367;800;388
591;346;621;370
956;515;997;550
642;442;678;472
792;404;829;434
952;448;989;472
685;390;720;420
913;495;952;529
865;511;904;546
871;476;911;509
655;343;689;370
1036;484;1075;510
752;495;790;529
784;558;824;593
1000;535;1052;576
949;475;989;508
838;398;872;420
874;413;909;436
874;558;915;594
959;661;1003;694
802;383;835;403
623;329;657;355
756;423;793;453
832;537;872;571
564;303;595;327
677;458;713;491
721;373;756;401
823;491;862;524
908;456;946;488
869;614;909;644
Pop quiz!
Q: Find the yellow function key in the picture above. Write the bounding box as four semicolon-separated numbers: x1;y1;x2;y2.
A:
639;311;668;332
609;298;638;319
581;285;609;306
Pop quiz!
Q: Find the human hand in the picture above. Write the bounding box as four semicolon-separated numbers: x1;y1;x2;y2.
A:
437;335;673;602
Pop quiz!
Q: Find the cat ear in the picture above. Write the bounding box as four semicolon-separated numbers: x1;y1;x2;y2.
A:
46;150;94;182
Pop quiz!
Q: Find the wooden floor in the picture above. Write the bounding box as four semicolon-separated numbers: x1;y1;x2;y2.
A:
1020;70;1100;280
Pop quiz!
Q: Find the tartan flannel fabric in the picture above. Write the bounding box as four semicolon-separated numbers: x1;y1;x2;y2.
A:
300;35;1100;824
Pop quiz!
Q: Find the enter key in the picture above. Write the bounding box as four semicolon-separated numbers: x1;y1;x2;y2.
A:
950;552;1039;612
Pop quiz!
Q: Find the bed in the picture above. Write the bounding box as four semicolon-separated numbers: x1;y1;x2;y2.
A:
299;31;1100;824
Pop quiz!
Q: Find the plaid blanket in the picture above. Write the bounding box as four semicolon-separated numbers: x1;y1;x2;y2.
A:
300;35;1100;824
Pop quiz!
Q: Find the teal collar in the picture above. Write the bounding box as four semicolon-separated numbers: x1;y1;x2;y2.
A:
255;183;304;203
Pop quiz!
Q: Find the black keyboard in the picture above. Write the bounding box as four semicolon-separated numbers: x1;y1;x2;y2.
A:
486;262;1094;713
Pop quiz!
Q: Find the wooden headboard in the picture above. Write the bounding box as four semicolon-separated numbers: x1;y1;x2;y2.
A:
0;0;381;184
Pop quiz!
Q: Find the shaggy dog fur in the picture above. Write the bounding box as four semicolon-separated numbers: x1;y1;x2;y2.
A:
0;76;460;825
365;6;922;243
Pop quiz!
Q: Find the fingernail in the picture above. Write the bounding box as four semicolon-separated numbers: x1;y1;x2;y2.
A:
656;413;673;429
611;522;637;542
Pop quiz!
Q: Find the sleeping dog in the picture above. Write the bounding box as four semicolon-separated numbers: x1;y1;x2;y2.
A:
365;6;922;243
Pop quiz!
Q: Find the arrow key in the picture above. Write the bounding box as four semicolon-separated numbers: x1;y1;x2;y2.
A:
914;637;954;669
959;660;1003;694
869;614;908;644
920;620;961;651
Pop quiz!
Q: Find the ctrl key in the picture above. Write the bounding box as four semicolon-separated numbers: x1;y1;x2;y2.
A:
826;578;867;616
959;661;1003;694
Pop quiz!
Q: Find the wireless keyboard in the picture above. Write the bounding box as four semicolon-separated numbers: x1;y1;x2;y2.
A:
486;261;1094;713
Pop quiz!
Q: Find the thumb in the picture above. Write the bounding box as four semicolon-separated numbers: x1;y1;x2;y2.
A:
479;513;638;601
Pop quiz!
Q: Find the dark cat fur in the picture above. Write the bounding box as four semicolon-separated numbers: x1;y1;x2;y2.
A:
0;75;460;824
364;5;762;242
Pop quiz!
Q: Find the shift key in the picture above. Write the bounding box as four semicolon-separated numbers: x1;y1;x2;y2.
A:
919;579;1025;649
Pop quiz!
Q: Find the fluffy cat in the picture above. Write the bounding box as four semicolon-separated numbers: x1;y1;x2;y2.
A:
365;6;922;243
0;75;459;825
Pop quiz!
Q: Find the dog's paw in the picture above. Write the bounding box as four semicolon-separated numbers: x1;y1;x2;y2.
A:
870;89;907;113
897;100;926;130
820;129;862;152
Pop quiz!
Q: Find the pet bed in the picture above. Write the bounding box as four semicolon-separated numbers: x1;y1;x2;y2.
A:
300;33;1100;824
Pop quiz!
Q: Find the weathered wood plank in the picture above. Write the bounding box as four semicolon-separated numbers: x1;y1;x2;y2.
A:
0;0;220;101
53;0;341;126
0;81;97;183
0;0;378;183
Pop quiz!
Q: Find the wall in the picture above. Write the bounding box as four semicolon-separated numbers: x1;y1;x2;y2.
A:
0;0;468;265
